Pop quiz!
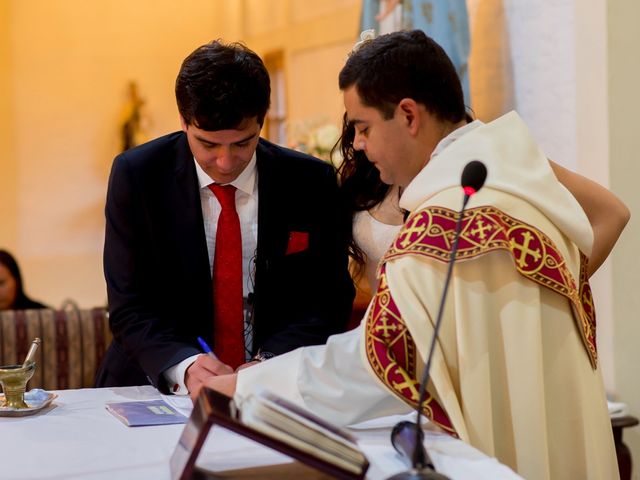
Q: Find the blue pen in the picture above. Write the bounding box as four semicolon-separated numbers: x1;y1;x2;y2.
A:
197;336;218;360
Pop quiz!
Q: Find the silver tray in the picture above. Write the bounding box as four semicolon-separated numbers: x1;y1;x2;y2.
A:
0;389;57;417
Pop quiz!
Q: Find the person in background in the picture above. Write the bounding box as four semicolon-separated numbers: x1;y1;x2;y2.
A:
336;117;630;322
0;250;48;310
95;40;354;395
200;30;625;479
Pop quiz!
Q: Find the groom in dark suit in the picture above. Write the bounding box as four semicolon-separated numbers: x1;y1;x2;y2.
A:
95;40;355;395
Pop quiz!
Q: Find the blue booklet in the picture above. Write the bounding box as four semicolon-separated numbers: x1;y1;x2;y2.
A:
106;399;188;427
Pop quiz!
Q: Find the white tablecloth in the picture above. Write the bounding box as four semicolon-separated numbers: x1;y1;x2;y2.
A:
0;386;522;479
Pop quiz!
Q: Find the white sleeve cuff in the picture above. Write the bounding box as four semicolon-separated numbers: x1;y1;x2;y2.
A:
164;354;200;395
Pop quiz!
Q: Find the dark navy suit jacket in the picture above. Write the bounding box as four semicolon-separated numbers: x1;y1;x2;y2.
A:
95;132;354;391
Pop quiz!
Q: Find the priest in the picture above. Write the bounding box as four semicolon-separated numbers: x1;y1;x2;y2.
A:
198;30;624;480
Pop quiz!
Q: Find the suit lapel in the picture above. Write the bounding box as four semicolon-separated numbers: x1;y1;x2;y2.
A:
169;134;212;298
256;140;290;264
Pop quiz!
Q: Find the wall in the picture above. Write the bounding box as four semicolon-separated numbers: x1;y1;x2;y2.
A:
212;0;360;133
574;0;615;395
468;0;576;169
3;0;220;307
503;0;577;169
609;0;640;475
0;1;18;251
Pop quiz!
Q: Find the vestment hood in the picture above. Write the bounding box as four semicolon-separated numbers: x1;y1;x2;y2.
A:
400;111;593;256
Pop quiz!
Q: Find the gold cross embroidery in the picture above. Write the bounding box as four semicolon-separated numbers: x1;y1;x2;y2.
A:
580;312;594;339
510;230;542;268
374;314;399;339
399;218;426;249
470;218;493;240
391;366;420;402
582;290;594;312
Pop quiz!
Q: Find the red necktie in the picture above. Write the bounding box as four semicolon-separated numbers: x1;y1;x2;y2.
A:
209;184;245;369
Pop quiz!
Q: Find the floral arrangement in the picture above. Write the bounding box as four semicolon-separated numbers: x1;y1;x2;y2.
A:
288;118;342;167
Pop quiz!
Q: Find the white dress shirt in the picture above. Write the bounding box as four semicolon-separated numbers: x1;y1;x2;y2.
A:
165;152;259;394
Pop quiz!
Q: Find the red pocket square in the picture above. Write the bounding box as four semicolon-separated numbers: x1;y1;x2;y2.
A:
286;231;309;255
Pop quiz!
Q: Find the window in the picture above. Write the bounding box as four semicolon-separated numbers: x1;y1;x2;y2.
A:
263;50;287;145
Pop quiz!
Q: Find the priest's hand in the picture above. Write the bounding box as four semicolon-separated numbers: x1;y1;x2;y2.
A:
235;361;259;372
190;373;238;402
185;354;233;400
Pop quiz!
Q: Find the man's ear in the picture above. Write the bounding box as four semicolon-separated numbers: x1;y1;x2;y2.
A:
179;115;188;132
397;98;420;135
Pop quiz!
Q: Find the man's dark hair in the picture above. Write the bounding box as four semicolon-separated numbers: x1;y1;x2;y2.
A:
176;40;270;131
339;30;466;123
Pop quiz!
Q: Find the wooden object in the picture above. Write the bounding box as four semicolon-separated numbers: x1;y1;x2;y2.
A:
612;415;639;480
170;387;368;480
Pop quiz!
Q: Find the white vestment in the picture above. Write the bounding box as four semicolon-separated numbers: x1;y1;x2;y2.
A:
237;112;618;480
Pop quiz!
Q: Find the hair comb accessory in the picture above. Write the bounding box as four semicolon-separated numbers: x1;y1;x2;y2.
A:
351;29;376;54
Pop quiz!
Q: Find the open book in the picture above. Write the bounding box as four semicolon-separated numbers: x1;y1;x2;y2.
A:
236;388;368;476
170;386;369;480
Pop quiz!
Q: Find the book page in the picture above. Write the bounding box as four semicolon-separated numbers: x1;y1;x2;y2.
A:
237;388;367;474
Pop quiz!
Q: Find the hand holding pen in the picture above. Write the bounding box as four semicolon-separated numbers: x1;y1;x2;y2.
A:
188;337;239;402
198;336;257;373
185;337;233;399
184;337;233;399
197;337;218;360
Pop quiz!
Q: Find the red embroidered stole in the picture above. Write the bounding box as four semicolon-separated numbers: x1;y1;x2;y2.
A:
366;263;458;437
365;206;597;438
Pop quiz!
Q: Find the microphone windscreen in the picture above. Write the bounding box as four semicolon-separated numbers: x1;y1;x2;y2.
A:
391;421;429;468
461;160;487;194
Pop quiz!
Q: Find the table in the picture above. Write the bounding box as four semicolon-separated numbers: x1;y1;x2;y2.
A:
0;386;522;480
612;415;639;480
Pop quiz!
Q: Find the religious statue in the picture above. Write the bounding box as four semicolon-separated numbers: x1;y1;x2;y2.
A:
119;81;149;151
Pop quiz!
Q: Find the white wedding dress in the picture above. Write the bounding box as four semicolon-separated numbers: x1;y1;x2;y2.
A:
352;210;402;293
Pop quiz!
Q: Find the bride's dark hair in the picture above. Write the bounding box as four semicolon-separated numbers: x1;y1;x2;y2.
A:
333;113;390;280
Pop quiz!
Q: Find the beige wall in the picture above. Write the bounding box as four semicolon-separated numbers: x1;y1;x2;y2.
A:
609;0;640;475
3;0;221;307
0;1;18;250
212;0;360;130
575;0;615;394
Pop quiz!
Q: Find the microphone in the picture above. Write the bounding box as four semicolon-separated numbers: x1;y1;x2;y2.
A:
388;160;487;480
461;160;487;196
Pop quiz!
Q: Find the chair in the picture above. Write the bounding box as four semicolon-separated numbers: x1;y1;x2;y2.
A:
0;307;111;390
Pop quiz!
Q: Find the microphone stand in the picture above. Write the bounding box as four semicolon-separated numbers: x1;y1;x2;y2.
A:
387;192;472;480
